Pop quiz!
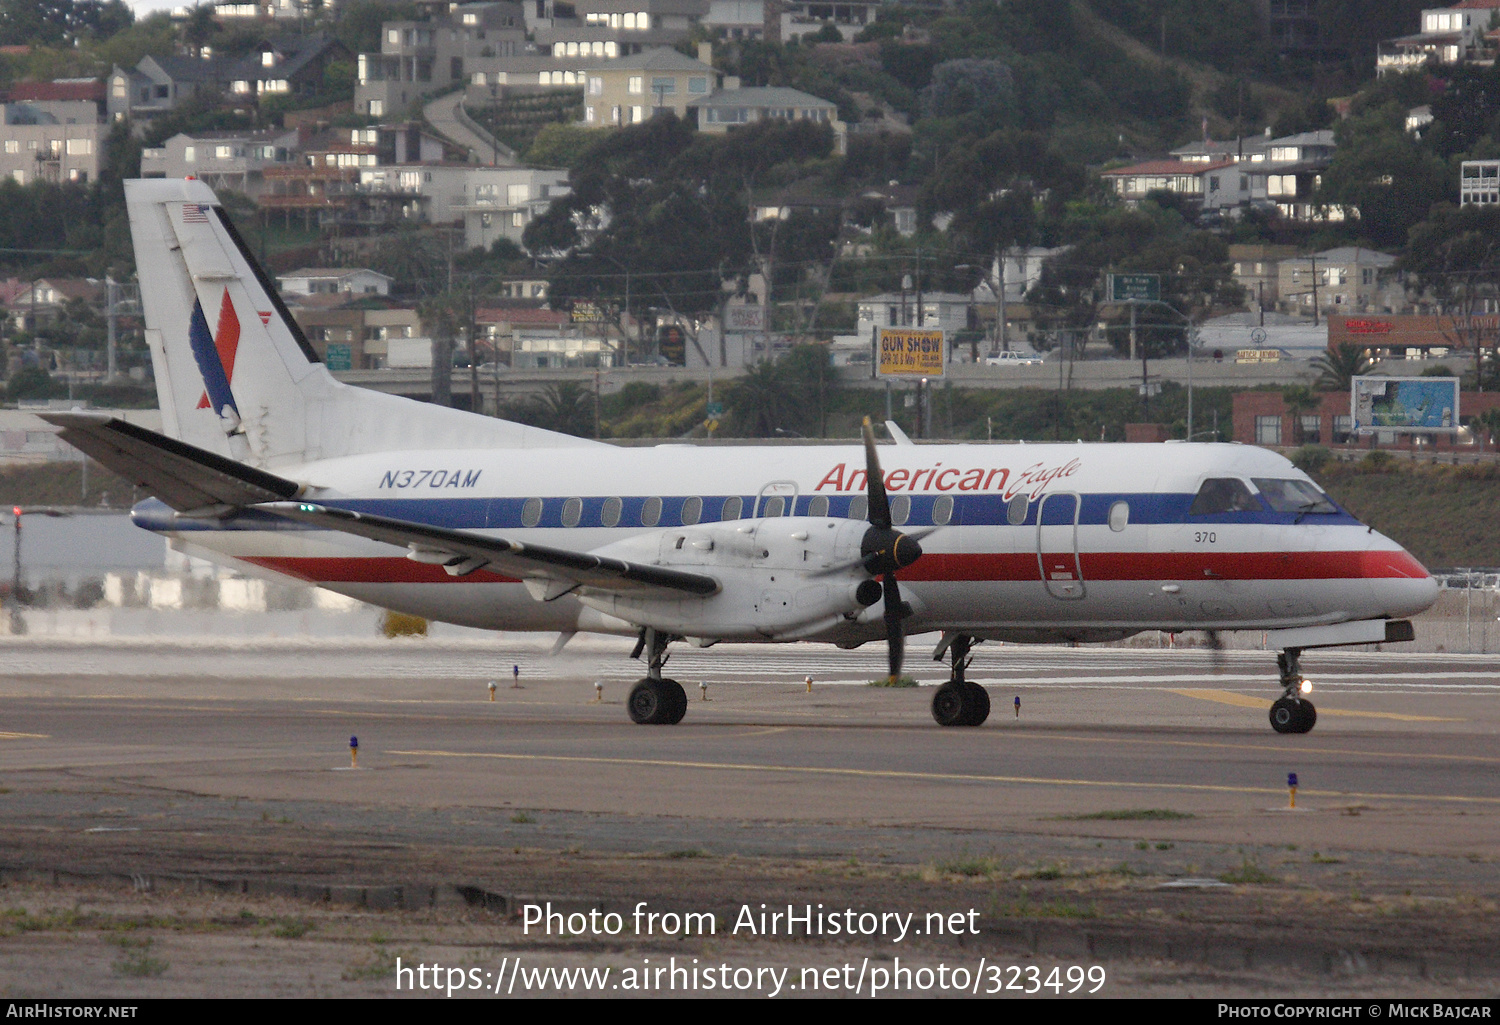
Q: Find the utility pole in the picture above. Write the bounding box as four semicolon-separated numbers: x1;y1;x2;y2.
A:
997;245;1009;353
915;247;924;326
1309;254;1321;327
1128;299;1137;362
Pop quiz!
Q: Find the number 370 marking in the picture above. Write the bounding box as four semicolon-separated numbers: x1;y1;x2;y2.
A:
1194;531;1217;543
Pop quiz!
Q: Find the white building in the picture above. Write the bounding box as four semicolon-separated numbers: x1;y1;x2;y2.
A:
856;292;971;335
276;268;393;297
1460;159;1500;206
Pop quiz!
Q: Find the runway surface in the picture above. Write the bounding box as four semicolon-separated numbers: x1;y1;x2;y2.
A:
1;637;1497;865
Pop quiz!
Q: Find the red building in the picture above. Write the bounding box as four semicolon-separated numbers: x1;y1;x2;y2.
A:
1232;388;1500;452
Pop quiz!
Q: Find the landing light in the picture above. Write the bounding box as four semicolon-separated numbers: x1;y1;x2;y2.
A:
1299;678;1313;695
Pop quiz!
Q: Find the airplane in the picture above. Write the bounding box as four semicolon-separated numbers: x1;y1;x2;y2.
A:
46;179;1439;734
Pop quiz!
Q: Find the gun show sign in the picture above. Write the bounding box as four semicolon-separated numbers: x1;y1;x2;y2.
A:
877;327;946;377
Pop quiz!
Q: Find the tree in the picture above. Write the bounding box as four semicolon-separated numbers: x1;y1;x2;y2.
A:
1403;204;1500;390
1282;384;1320;445
1311;342;1373;390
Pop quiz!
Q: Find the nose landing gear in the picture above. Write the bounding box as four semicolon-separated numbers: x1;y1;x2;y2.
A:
627;626;687;725
1269;648;1316;734
932;635;991;727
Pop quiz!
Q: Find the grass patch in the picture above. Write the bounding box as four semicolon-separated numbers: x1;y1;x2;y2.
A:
1068;809;1196;821
1311;852;1344;865
271;917;313;939
110;937;167;978
1014;863;1068;881
509;812;534;824
342;946;405;982
868;675;919;688
932;856;1004;877
666;849;709;860
1219;859;1280;885
994;899;1097;919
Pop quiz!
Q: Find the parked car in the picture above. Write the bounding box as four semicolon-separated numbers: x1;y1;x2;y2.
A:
984;350;1045;366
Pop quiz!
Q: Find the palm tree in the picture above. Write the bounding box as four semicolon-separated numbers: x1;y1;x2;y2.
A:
532;381;594;437
1310;343;1373;391
1281;384;1320;446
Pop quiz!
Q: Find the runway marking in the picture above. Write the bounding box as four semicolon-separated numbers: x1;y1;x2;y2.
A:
0;731;48;739
389;749;1500;805
1170;689;1463;722
1036;732;1500;766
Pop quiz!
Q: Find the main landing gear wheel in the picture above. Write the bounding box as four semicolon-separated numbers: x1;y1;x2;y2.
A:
1269;696;1316;734
932;635;990;726
628;678;687;725
1269;648;1317;734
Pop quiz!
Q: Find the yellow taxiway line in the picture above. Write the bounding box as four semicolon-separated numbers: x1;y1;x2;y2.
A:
1169;689;1462;722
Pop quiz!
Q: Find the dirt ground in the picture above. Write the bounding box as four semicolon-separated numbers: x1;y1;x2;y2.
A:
2;823;1497;999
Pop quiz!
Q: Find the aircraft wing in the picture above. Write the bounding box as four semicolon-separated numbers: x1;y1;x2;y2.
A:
258;501;721;598
42;412;301;513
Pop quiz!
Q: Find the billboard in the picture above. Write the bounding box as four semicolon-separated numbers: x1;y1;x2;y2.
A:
725;305;765;332
1109;273;1160;302
877;327;946;377
657;324;686;366
1351;376;1459;434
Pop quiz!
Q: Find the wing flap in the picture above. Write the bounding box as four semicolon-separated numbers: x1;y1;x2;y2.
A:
258;501;721;598
42;412;301;512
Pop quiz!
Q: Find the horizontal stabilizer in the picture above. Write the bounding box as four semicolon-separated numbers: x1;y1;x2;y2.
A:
258;502;721;598
42;412;301;513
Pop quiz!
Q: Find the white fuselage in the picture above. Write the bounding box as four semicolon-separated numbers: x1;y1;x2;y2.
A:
134;440;1439;645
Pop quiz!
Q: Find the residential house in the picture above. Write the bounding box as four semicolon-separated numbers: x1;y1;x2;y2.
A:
1100;159;1236;206
106;55;233;121
1376;0;1500;75
701;0;880;42
451;166;570;249
0;106;105;185
466;54;601;96
1460;159;1500;205
355;2;527;118
477;306;612;367
691;85;845;153
277;268;393;297
2;79;104;122
1229;243;1300;308
2;278;105;332
580;46;719;126
228;34;352;104
536;0;708;58
1277;248;1403;317
141;128;300;197
289;302;422;369
856;292;972;335
213;0;332;21
259;125;447;226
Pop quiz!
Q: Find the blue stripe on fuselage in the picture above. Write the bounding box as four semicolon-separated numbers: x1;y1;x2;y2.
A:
132;492;1362;534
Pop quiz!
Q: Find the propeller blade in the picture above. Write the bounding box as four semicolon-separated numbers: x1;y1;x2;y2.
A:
883;573;905;683
861;417;891;530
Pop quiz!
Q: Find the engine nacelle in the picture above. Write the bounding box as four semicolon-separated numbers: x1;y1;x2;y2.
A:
574;516;877;641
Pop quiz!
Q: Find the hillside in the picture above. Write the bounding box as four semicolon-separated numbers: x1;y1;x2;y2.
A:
1313;461;1500;569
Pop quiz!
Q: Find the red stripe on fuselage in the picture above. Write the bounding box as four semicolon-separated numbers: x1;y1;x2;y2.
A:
241;550;1428;587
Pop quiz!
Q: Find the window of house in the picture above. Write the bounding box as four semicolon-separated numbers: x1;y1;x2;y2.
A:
112;77;126;98
369;99;384;116
628;76;643;95
688;77;708;94
184;146;196;162
651;77;676;95
262;50;276;67
588;76;603;95
3;141;16;154
215;145;232;159
631;106;643;122
1300;415;1322;443
1189;478;1261;515
624;11;637;27
1254;415;1283;446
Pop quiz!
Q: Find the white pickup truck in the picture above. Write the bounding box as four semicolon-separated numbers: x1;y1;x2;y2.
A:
984;350;1044;366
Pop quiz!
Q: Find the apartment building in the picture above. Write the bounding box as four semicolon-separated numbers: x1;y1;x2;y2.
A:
355;2;527;117
580;46;719;126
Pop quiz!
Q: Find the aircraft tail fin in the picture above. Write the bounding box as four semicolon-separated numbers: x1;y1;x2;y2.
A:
125;178;602;470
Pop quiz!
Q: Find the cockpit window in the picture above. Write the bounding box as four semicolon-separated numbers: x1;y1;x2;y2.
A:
1252;478;1337;515
1188;478;1260;515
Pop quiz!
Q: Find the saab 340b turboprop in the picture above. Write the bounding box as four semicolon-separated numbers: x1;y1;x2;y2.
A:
46;179;1439;732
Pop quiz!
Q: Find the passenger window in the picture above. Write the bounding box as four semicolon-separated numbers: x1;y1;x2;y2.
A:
601;496;621;527
1188;478;1260;516
762;495;785;518
1252;478;1337;515
808;495;829;517
681;496;702;525
521;497;542;527
641;496;662;527
1006;494;1028;526
933;494;953;525
561;497;582;527
847;495;868;521
1108;500;1129;532
721;496;742;520
890;495;910;526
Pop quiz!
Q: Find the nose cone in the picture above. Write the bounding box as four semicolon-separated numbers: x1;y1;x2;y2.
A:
1364;531;1439;619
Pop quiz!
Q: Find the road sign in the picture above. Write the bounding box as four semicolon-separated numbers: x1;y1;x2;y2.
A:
1352;376;1459;434
705;402;724;419
1109;273;1161;303
324;343;352;371
571;300;607;323
877;327;946;377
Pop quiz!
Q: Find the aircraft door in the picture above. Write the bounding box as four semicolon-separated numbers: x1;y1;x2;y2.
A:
1037;492;1085;600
